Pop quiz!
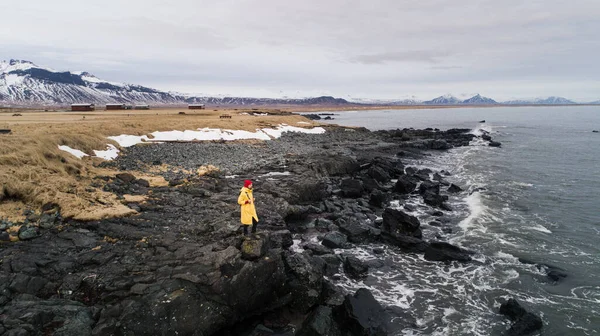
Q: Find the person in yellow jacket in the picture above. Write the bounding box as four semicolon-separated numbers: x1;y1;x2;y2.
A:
238;179;259;236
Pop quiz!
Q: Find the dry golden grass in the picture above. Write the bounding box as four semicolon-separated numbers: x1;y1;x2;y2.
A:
0;108;316;221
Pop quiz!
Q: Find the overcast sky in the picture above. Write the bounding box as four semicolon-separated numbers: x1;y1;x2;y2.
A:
1;0;599;101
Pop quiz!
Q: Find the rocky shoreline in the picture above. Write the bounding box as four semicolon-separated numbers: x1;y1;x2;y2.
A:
0;125;545;335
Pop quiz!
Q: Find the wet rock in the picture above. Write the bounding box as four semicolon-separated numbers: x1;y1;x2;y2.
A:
269;230;293;249
321;231;348;249
517;258;568;283
368;166;391;183
284;252;325;313
423;193;451;210
429;139;451;150
320;254;342;277
373;247;385;255
303;243;333;256
297;305;342;336
419;180;441;195
424;242;472;262
482;134;492;141
335;288;389;336
394;175;417;194
381;234;429;253
447;184;463;193
489;141;502;147
547;269;568;282
241;236;270;260
343;256;369;279
499;299;543;336
115;173;136;183
382;208;422;239
337;219;372;244
368;190;387;208
340;179;364;198
18;226;39;241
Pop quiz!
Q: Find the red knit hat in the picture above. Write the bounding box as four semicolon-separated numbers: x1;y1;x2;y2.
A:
244;180;253;188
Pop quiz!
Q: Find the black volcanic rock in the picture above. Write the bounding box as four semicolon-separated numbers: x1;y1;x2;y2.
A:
499;299;543;336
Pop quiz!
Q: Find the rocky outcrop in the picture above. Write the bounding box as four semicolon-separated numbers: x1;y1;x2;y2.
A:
394;175;418;194
382;208;422;239
321;231;349;249
340;179;364;198
499;299;543;336
424;242;473;262
335;288;390;336
284;252;325;313
343;256;369;279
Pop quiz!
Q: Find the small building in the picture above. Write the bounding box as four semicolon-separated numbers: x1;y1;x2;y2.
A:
106;103;126;110
71;103;95;111
134;104;150;110
188;104;205;110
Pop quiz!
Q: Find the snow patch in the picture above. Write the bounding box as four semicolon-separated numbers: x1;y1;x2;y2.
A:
108;125;326;147
58;145;89;159
93;144;120;160
108;135;150;147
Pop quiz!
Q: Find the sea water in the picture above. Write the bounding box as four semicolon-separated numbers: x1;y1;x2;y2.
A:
321;106;600;335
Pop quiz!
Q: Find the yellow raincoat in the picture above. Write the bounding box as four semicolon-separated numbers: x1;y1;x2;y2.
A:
238;187;258;225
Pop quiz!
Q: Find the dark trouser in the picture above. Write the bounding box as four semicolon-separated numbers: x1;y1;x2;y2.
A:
242;218;259;235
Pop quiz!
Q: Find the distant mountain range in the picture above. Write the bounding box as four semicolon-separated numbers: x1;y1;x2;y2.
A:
0;59;598;106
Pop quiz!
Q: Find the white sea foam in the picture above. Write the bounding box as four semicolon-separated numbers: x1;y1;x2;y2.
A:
529;224;552;234
458;191;485;230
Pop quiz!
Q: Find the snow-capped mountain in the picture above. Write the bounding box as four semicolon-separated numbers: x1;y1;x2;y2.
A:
503;96;576;105
0;59;350;106
462;94;497;104
423;94;497;105
0;60;182;105
423;94;462;105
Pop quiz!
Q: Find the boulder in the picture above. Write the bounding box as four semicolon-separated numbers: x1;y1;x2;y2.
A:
499;299;543;336
303;243;333;256
424;242;472;262
241;236;269;260
368;166;390;183
284;252;325;313
547;269;568;283
269;230;293;249
338;219;372;244
381;233;429;253
335;288;389;336
394;175;417;194
382;208;422;238
115;173;136;183
419;180;440;195
368;190;387;208
423;193;451;210
297;306;342;336
321;232;348;249
447;184;463;193
489;141;502;147
340;179;364;198
429;139;451;150
343;256;369;279
320;254;343;277
18;226;39;241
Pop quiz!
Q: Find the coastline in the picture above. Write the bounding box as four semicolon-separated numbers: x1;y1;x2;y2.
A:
0;120;546;335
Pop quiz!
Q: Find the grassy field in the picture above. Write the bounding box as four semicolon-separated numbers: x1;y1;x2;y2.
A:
0;108;317;221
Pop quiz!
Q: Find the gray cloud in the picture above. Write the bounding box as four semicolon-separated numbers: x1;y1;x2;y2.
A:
1;0;599;101
351;51;451;64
